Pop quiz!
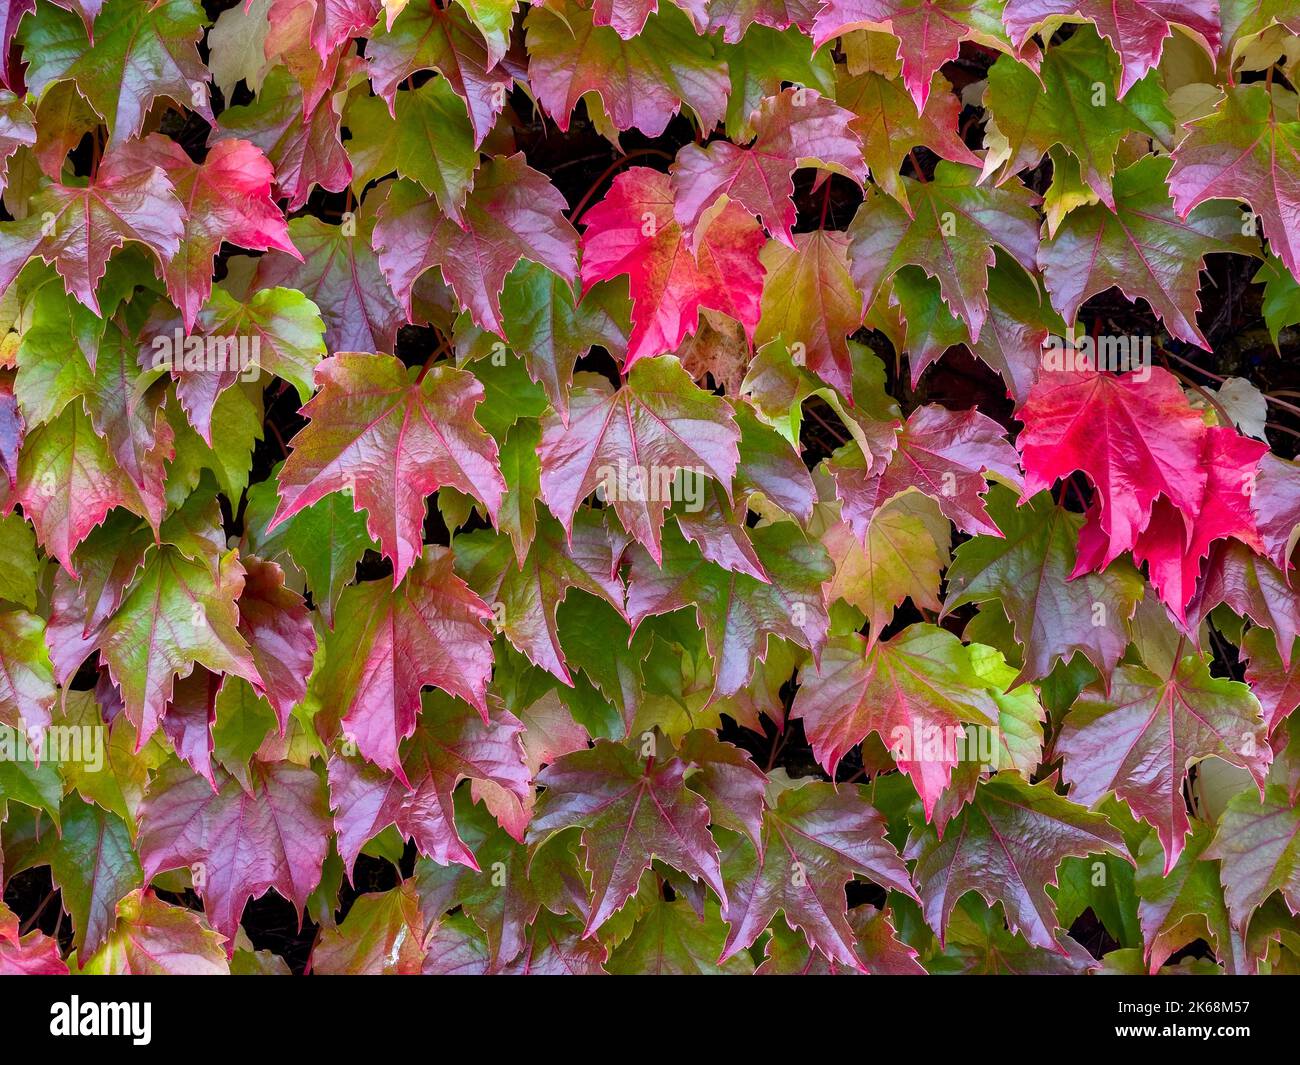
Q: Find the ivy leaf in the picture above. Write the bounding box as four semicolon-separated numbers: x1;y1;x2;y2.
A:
20;0;211;144
455;513;625;686
365;1;511;147
982;25;1174;207
538;356;740;563
944;487;1143;683
1002;0;1219;99
609;898;754;974
670;87;866;247
846;162;1040;342
813;0;1025;110
791;624;1002;817
315;550;495;781
718;782;918;968
375;156;580;335
524;1;731;137
328;693;529;872
310;882;425;975
527;741;727;936
73;890;228;974
907;773;1128;952
236;557;316;733
138;760;331;952
1206;785;1300;933
626;518;833;699
48;797;141;955
0;607;54;739
1254;452;1300;572
0;0;34;92
1039;156;1259;347
1016;366;1209;569
271;353;505;589
579;166;765;368
1060;654;1271;873
0;899;66;974
0;90;35;198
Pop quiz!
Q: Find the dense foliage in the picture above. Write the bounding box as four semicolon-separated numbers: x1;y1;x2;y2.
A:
0;0;1299;976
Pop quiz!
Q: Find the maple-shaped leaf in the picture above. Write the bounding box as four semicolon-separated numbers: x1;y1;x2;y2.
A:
527;741;727;936
271;353;504;588
1205;785;1300;932
0;143;182;314
270;0;381;59
0;608;54;741
0;90;34;198
1133;426;1267;620
343;77;476;225
213;65;352;212
1060;653;1271;872
1169;84;1300;281
236;557;316;733
791;624;1001;817
846;162;1040;342
455;512;625;685
982;26;1173;208
250;198;402;354
48;797;141;956
836;69;979;215
375;156;580;335
423;909;609;974
670;87;866;247
831;403;1022;542
1253;452;1300;571
717;782;917;968
72;890;227;974
1002;0;1219;98
329;692;529;872
537;356;740;563
1039;156;1259;347
907;773;1128;952
0;0;33;92
1242;627;1300;735
310;881;425;975
365;1;510;146
756;903;925;974
626;518;832;699
944;487;1143;683
100;546;261;745
117;136;299;331
0;899;66;975
752;229;862;395
1016;366;1209;569
526;1;731;135
138;760;330;952
579;167;765;368
813;0;1025;110
314;550;495;779
608;897;754;974
20;0;212;144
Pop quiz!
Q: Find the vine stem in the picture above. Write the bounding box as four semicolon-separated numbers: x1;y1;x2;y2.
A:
568;148;674;224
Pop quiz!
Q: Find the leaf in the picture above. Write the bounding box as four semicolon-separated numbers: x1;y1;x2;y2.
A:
1060;654;1271;872
626;518;833;699
1243;626;1300;734
907;773;1128;952
0;512;36;608
375;156;580;335
791;624;1002;817
944;486;1144;683
579;167;765;368
138;760;331;951
328;692;529;872
271;353;505;588
1206;785;1300;932
74;889;228;974
609;898;754;974
670;87;866;247
309;882;426;974
717;782;917;967
0;607;54;739
1189;540;1300;670
981;25;1174;207
524;0;731;137
1039;156;1259;347
48;797;141;955
1002;0;1219;99
755;904;925;974
236;557;317;732
846;161;1040;342
313;549;494;780
1016;365;1209;568
538;356;741;563
20;0;211;145
0;899;66;974
527;741;727;935
0;90;35;198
